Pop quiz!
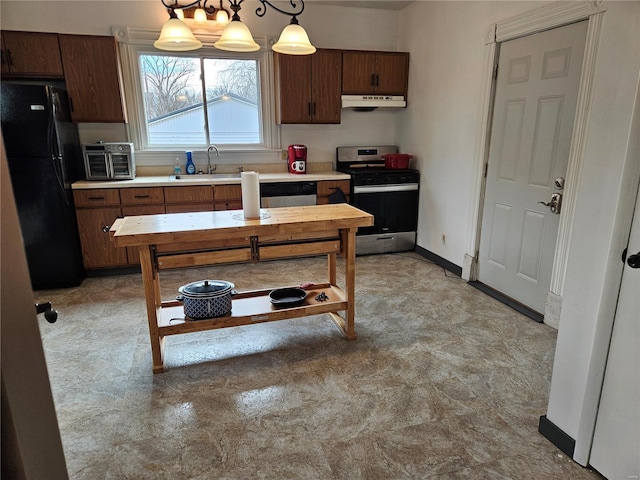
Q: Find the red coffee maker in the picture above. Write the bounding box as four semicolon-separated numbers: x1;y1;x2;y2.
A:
287;144;307;174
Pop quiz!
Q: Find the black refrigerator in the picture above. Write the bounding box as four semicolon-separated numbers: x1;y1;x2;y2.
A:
1;83;85;289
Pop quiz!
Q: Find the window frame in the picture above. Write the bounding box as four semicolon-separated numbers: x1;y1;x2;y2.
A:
116;28;280;159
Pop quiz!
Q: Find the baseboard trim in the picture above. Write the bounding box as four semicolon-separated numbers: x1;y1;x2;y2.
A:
86;266;141;277
414;246;463;277
468;281;544;323
538;415;576;458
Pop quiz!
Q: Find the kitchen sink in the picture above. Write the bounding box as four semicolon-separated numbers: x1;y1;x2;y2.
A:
169;173;242;181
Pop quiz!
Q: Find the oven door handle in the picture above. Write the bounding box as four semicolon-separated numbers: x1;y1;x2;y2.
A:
353;184;419;194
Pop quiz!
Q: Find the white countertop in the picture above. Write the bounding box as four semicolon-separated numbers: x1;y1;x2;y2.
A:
72;172;350;189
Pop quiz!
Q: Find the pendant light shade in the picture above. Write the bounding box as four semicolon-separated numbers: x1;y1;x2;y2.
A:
215;8;230;25
193;7;208;24
154;17;203;51
272;22;316;55
214;19;260;52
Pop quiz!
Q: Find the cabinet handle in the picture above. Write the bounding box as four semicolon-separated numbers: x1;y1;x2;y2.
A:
375;74;380;87
370;73;376;86
134;195;150;199
101;225;111;233
308;102;312;116
312;103;316;115
6;49;13;66
88;196;105;200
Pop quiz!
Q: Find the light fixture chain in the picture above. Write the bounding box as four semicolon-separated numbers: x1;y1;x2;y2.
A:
255;0;305;19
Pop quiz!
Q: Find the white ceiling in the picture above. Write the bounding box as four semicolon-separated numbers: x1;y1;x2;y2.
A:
308;1;413;11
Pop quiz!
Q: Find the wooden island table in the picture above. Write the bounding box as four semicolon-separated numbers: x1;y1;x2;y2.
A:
109;204;373;373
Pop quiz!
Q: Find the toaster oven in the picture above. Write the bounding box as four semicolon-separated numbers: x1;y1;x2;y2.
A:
82;142;135;180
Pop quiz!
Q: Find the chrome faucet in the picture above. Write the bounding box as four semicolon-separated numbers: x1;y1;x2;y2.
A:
207;145;219;174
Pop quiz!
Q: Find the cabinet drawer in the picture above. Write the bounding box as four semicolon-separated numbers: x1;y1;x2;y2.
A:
73;189;120;207
317;180;350;196
164;186;214;204
119;187;164;205
214;184;242;201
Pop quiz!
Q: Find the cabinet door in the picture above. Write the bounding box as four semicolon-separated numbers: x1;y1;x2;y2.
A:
166;204;214;213
75;207;127;269
58;35;125;123
214;184;242;210
342;51;376;94
0;31;64;77
0;33;8;76
311;50;342;124
122;205;165;265
375;52;409;95
275;52;312;124
164;186;214;204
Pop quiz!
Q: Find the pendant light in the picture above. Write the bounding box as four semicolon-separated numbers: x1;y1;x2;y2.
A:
155;0;315;55
154;9;203;51
215;0;230;26
214;19;260;52
193;6;208;24
213;0;259;52
272;17;315;55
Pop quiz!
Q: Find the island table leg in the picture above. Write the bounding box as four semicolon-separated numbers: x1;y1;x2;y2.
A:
139;245;165;373
344;228;357;339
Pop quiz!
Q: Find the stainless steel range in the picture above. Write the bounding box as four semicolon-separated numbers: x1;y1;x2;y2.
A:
337;146;420;255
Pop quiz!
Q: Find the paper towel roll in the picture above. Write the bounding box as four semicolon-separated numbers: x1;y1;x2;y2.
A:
241;171;260;219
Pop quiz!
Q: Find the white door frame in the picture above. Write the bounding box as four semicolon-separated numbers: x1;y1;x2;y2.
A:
464;1;608;328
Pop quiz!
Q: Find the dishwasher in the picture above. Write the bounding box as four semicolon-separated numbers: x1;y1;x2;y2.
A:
260;181;317;207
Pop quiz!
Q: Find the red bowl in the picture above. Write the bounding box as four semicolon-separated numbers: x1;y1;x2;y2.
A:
383;154;413;169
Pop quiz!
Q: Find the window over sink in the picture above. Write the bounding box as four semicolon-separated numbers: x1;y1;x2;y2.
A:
116;30;279;156
139;54;261;147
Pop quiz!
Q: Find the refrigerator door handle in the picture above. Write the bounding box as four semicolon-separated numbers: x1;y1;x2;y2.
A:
48;92;72;207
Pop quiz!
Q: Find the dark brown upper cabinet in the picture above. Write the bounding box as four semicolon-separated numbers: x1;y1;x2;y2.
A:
0;31;64;78
275;49;342;124
58;35;126;123
342;51;409;96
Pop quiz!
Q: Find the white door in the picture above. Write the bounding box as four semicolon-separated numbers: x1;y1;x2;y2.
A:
589;180;640;479
478;21;588;315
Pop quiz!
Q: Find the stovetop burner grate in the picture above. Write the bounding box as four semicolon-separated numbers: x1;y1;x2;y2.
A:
336;145;419;184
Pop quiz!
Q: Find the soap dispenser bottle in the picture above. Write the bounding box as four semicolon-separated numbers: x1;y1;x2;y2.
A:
185;151;195;175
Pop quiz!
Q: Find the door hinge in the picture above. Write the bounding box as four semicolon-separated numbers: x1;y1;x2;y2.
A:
493;63;499;80
483;163;489;178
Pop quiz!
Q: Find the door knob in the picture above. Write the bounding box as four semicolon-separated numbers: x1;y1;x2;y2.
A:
628;252;640;269
538;193;562;214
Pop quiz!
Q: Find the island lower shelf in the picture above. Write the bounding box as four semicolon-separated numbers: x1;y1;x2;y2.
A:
158;283;348;336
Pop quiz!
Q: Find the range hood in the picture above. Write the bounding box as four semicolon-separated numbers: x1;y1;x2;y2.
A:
341;95;406;110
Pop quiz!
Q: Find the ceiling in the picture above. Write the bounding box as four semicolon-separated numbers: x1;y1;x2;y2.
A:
308;1;413;10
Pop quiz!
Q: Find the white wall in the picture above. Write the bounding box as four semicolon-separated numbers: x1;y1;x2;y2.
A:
396;1;554;266
0;1;405;167
397;0;640;467
545;2;640;463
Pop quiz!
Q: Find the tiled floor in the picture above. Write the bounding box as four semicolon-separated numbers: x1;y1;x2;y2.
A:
36;252;604;479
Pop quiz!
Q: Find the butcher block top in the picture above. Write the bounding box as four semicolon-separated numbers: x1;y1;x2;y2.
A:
110;204;373;248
